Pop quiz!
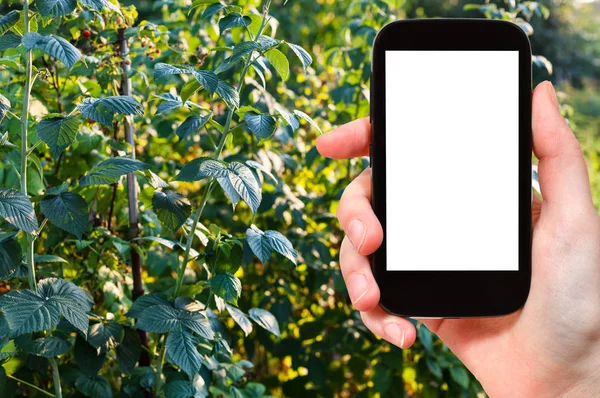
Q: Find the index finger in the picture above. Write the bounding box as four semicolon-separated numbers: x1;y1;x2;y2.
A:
316;117;370;159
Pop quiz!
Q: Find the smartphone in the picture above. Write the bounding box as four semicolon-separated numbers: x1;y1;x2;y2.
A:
370;19;532;317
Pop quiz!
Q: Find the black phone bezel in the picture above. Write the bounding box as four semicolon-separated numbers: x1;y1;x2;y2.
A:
370;19;532;318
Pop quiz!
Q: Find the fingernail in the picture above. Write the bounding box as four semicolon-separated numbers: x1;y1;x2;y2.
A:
347;273;368;304
347;219;366;251
384;323;405;348
547;81;559;110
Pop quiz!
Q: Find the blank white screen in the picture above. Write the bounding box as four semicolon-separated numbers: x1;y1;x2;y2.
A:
385;51;519;271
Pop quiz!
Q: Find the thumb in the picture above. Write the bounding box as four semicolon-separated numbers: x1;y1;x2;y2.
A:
532;81;594;212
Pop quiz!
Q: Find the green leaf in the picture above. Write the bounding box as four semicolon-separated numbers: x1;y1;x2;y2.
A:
80;157;148;186
80;0;121;13
126;294;171;318
229;41;258;63
218;13;251;33
77;96;143;126
0;188;38;234
449;366;470;389
177;114;211;140
286;42;312;71
0;11;19;36
216;80;240;109
142;169;169;190
180;311;214;341
293;109;322;134
35;254;68;263
246;160;277;183
265;49;290;81
156;93;185;115
0;235;21;279
154;63;218;95
0;289;60;336
38;278;93;334
175;157;228;182
28;336;70;357
0;94;10;123
36;0;77;17
40;191;89;239
116;328;141;374
88;322;123;353
180;79;202;104
22;32;81;68
152;190;192;232
248;308;280;337
418;324;433;351
165;380;195;398
257;35;279;51
202;3;226;19
135;304;180;333
224;162;261;213
246;224;297;265
244;112;277;140
37;115;80;158
210;272;241;305
426;358;443;379
226;304;252;336
0;33;22;51
166;325;202;378
75;375;113;398
275;105;300;131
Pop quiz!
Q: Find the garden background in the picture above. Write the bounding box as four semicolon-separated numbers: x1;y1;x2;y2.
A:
0;0;598;397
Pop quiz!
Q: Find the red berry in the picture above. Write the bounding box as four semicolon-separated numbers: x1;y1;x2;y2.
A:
82;30;91;39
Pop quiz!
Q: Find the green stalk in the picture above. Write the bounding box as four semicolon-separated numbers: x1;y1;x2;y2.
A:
49;359;63;398
155;6;271;396
7;374;55;397
21;0;37;293
21;3;62;397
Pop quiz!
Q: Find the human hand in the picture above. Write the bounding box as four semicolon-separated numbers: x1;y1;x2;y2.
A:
316;81;600;397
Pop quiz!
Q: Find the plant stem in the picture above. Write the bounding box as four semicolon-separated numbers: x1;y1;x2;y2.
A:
118;26;151;368
22;3;62;397
49;359;63;398
154;336;168;397
21;0;37;293
7;374;56;397
154;7;270;395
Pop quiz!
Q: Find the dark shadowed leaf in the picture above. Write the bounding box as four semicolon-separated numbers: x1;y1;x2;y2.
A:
210;272;241;305
126;294;171;318
175;157;228;182
135;305;180;333
117;328;141;374
202;3;226;19
80;157;148;186
450;366;470;389
40;191;89;239
0;11;19;36
36;0;77;17
244;112;277;140
216;80;240;109
22;33;81;68
75;374;113;398
88;322;123;353
248;308;280;337
77;96;143;126
0;188;38;234
0;235;21;278
152;190;192;232
28;336;70;357
218;13;251;33
176;114;211;140
37;115;81;158
166;325;202;377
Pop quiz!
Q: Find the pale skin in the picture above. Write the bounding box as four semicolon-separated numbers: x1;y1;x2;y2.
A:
316;81;600;397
